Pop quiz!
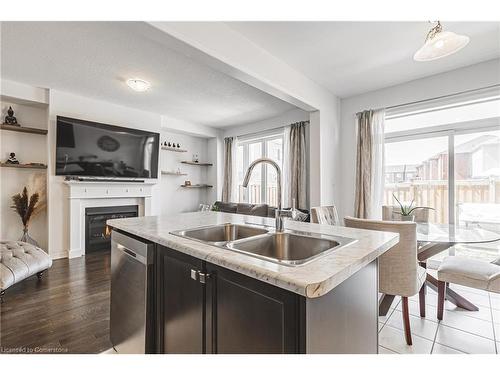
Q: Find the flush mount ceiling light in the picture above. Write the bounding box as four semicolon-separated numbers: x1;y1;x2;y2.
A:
126;78;151;92
414;21;470;62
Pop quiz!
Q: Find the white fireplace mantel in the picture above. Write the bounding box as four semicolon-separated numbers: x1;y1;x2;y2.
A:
64;180;156;258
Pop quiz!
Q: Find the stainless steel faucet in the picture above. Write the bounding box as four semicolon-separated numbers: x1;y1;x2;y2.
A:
242;157;292;232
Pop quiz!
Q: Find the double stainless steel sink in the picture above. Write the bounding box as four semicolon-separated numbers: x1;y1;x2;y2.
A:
171;223;355;266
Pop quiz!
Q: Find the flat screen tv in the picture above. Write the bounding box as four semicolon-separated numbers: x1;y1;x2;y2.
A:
56;116;159;178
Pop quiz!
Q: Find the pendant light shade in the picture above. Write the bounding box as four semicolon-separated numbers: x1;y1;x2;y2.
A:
414;22;470;62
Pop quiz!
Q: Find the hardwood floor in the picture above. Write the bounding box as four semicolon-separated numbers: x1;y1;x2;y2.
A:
0;251;112;354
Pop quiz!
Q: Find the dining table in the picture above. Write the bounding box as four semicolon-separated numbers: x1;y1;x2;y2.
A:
379;222;500;316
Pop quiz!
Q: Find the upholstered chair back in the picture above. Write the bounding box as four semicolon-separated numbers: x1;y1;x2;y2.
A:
344;217;421;297
310;206;340;225
382;205;430;223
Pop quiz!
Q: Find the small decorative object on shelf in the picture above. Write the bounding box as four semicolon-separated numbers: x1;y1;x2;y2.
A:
184;180;192;186
11;186;45;247
163;141;167;147
192;153;199;163
168;142;172;147
6;152;20;164
4;106;19;125
176;143;180;148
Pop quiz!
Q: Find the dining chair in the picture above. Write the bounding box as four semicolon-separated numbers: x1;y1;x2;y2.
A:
310;205;340;225
382;205;430;223
344;216;427;346
436;256;500;320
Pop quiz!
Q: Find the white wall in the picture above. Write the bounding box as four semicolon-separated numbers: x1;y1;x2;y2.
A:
339;59;500;219
150;22;342;207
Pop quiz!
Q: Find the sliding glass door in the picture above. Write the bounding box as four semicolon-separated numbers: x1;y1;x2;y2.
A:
384;92;500;262
385;136;449;223
453;129;500;261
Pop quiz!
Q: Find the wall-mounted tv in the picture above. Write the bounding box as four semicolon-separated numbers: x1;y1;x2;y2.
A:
56;116;159;178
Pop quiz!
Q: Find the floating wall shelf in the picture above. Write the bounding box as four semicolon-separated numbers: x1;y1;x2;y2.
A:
181;161;213;166
162;171;188;176
1;124;48;135
161;146;188;153
180;184;213;188
1;163;47;170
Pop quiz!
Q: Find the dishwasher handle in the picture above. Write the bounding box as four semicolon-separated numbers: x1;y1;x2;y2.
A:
116;244;148;265
112;230;153;265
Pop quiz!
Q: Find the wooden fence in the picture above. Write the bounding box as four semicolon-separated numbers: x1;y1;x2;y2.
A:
238;184;278;207
385;178;500;223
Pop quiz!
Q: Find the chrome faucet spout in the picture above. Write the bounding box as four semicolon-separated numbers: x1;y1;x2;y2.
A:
242;158;282;210
242;157;290;232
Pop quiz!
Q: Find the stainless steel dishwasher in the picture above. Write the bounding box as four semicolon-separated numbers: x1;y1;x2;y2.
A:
110;230;154;354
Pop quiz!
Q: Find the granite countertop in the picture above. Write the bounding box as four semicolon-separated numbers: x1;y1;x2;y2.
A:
107;212;399;298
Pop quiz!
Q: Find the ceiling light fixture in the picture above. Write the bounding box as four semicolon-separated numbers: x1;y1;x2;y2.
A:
126;78;151;92
414;21;470;62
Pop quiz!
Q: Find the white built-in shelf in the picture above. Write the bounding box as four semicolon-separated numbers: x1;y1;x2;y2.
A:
162;171;188;176
161;146;188;153
0;94;49;108
180;184;213;188
1;163;47;170
181;161;213;166
1;123;48;135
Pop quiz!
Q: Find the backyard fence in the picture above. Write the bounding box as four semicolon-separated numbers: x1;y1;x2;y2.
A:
385;177;500;223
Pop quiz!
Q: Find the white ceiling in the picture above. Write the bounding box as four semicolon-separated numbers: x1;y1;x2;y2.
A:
0;22;295;128
226;21;500;98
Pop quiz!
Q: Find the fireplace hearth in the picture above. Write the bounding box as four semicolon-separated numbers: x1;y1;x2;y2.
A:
85;205;138;252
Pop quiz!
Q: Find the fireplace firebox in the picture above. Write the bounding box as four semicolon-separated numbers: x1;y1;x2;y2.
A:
85;205;139;252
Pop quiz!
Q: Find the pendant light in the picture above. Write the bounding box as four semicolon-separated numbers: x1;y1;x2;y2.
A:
414;21;470;62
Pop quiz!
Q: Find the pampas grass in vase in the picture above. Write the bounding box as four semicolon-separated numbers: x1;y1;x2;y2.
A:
11;185;41;247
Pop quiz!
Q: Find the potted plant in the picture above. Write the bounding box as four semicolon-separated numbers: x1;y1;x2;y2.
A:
11;186;43;246
392;194;434;221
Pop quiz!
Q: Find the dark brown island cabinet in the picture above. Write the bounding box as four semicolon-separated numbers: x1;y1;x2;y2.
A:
154;245;379;354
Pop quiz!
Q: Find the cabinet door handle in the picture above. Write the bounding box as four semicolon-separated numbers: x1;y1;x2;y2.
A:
190;269;211;283
198;272;211;284
190;269;198;281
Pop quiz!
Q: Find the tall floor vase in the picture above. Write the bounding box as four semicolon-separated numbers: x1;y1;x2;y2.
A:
20;225;39;247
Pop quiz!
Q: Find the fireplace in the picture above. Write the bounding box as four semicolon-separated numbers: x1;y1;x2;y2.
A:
85;205;138;252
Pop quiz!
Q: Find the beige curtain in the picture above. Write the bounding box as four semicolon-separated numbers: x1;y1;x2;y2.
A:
285;122;308;209
221;137;234;202
354;109;385;219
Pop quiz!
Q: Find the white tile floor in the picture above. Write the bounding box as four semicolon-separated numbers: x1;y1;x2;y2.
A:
378;283;500;354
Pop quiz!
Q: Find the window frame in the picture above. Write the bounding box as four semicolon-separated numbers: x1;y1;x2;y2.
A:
236;130;284;205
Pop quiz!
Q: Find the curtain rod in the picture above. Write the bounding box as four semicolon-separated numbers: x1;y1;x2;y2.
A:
356;84;500;116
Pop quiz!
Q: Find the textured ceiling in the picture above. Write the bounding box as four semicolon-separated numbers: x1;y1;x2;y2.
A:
0;21;296;128
227;21;500;98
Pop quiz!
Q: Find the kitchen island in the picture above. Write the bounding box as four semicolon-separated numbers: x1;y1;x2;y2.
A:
107;211;398;354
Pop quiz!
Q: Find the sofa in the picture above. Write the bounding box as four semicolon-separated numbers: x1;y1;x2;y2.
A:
0;241;52;302
213;201;310;222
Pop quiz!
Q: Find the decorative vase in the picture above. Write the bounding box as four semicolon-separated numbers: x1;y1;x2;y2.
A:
20;225;39;247
400;215;415;222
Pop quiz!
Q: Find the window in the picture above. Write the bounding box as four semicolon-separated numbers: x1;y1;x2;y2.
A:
384;93;500;262
236;131;284;207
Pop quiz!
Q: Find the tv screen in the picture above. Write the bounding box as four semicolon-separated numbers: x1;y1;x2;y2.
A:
56;116;159;178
